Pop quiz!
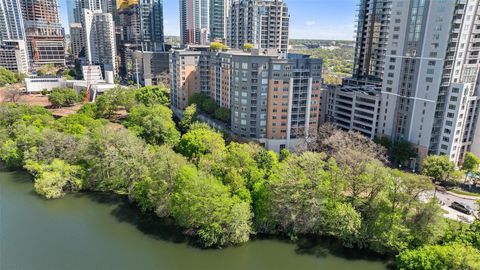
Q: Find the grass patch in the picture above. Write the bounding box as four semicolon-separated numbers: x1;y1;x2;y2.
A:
450;188;480;198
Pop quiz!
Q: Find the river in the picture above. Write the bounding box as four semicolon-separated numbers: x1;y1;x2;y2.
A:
0;170;391;270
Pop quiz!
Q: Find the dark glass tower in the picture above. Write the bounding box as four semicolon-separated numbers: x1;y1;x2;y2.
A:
140;0;164;51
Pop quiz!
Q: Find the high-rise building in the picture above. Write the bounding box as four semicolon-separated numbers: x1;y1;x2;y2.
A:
229;52;321;151
21;0;65;66
132;50;169;86
0;0;29;72
0;0;26;42
257;0;289;53
0;40;29;73
70;0;116;60
116;2;141;77
83;9;117;75
71;0;115;23
139;0;164;51
376;0;480;166
228;0;258;49
209;0;230;42
180;0;210;46
171;46;211;109
324;84;381;139
171;47;322;152
351;0;390;84
228;0;289;53
72;0;101;23
70;23;84;61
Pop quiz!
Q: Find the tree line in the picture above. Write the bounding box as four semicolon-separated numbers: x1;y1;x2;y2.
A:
1;87;480;269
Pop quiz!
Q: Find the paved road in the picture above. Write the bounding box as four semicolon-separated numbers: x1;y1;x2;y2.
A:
422;190;476;223
435;190;477;210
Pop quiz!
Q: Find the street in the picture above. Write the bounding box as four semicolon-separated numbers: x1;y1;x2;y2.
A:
422;189;476;223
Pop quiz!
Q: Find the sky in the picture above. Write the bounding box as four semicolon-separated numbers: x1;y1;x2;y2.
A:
59;0;357;40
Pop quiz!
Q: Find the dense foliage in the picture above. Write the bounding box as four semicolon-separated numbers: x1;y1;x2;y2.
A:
210;42;229;51
397;243;480;270
375;137;417;167
189;93;231;123
0;67;23;86
2;88;480;267
81;85;170;119
36;64;58;76
422;155;455;184
126;104;180;145
48;88;83;107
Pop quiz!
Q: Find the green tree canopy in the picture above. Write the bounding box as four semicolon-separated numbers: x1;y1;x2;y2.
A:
210;42;229;51
213;107;230;122
176;125;225;160
243;43;254;51
54;113;105;135
179;104;197;132
48;88;82;107
134;86;170;107
171;165;252;247
0;67;19;86
126;104;180;146
25;159;84;199
95;87;137;118
396;243;480;270
422;155;455;183
36;64;57;76
85;127;148;192
130;145;187;217
463;152;480;174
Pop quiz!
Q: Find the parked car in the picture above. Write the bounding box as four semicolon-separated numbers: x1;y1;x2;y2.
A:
450;201;472;215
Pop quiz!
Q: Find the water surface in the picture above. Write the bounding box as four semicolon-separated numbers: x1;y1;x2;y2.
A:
0;170;390;270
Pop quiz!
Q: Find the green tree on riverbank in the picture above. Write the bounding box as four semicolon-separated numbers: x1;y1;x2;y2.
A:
1;95;479;265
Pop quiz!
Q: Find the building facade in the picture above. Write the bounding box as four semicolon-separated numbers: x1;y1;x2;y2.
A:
257;0;289;53
132;50;169;86
0;0;29;72
209;0;230;42
21;0;65;66
83;9;117;75
228;0;258;50
0;40;29;73
352;0;391;84
171;46;211;110
180;0;210;46
376;0;480;166
0;0;25;42
228;0;289;53
171;47;322;152
325;84;381;139
140;0;164;51
69;23;84;61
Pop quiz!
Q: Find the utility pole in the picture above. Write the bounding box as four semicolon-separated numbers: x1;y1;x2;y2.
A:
135;58;140;89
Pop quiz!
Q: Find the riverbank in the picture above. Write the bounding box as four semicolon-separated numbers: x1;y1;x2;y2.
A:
0;169;391;270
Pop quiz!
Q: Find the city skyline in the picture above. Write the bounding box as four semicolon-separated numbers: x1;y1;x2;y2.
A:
59;0;358;40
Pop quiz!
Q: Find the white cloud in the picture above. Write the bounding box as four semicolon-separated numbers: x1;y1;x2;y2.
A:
305;20;316;26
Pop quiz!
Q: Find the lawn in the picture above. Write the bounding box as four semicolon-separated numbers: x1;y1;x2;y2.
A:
450;188;480;198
